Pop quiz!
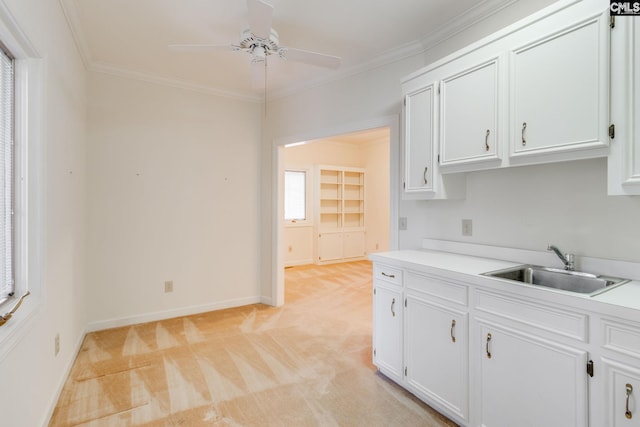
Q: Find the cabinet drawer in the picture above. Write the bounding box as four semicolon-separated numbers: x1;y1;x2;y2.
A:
374;264;403;286
602;318;640;359
476;290;588;341
406;271;467;306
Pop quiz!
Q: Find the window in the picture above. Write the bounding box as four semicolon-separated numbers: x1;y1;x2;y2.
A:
284;170;307;222
0;8;43;354
0;43;13;306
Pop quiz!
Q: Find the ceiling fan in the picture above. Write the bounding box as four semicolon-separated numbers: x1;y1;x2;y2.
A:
169;0;342;89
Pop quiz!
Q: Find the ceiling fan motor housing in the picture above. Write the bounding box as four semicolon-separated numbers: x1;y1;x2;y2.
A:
239;28;281;62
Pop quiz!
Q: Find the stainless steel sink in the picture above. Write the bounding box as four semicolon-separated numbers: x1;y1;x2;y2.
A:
482;265;629;295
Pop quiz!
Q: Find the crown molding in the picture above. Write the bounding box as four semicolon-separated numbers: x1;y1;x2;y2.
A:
59;0;525;103
59;0;92;68
419;0;520;51
90;62;262;103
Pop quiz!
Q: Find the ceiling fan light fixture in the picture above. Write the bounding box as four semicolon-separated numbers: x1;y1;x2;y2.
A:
252;45;266;62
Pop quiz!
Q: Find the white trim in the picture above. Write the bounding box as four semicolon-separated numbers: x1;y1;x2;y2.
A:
91;62;262;103
40;325;86;427
85;296;263;332
57;0;522;101
0;4;45;359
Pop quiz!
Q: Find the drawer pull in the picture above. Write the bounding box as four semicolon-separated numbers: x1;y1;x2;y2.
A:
381;272;395;279
627;383;634;419
521;122;527;146
423;166;428;185
486;333;492;359
391;298;396;317
451;319;456;343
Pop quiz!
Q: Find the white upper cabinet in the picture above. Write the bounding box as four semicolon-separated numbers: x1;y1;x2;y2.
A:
509;12;610;161
609;16;640;195
402;0;611;184
404;85;435;193
440;57;501;167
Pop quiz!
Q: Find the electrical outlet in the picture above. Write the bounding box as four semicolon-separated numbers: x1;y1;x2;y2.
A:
462;219;473;236
164;280;173;293
54;334;60;356
399;217;408;231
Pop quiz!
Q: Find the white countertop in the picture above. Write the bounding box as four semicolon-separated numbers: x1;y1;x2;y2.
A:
370;247;640;313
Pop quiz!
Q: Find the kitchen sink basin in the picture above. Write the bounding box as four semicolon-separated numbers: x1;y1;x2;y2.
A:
482;265;629;295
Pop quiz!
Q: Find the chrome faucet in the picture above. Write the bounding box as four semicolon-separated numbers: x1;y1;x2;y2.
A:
547;244;575;271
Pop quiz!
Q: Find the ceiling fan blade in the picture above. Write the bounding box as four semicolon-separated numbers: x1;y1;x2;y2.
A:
247;0;273;39
280;47;341;69
251;60;266;90
168;44;233;53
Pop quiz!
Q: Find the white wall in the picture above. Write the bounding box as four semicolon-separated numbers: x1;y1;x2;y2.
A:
363;137;391;255
86;72;262;328
0;0;88;425
400;158;640;262
261;0;640;295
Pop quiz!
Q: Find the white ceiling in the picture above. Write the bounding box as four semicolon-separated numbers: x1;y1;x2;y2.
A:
60;0;520;101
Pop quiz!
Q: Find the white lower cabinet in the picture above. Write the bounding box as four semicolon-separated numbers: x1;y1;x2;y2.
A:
477;320;589;427
317;231;366;263
599;317;640;426
603;359;640;427
405;293;468;422
373;279;403;382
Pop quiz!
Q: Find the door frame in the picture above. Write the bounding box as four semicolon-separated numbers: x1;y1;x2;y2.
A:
272;115;400;306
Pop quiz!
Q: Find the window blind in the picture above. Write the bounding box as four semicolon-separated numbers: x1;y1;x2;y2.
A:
0;45;14;304
284;170;306;221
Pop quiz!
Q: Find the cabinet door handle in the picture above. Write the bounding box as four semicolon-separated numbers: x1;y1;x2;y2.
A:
485;129;490;151
486;333;492;359
450;319;456;343
423;166;428;185
627;383;634;419
391;298;396;317
381;272;395;279
521;122;527;146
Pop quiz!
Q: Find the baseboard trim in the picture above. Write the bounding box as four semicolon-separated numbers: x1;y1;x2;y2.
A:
40;326;86;426
86;296;263;332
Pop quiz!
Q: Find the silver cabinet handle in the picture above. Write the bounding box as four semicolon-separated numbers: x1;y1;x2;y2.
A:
627;383;634;419
381;272;395;279
521;122;527;146
391;298;396;317
486;333;492;359
451;319;456;343
423;166;428;185
485;129;490;152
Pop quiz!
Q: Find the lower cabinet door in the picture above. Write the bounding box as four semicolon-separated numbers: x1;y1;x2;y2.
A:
406;294;469;422
373;283;403;382
317;232;342;262
478;321;589;427
602;358;640;427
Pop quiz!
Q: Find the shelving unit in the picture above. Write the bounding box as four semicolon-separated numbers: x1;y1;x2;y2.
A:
316;166;366;264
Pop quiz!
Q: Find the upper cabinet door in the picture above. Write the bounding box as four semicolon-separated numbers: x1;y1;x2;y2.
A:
440;57;500;167
510;12;610;158
609;16;640;195
404;85;435;193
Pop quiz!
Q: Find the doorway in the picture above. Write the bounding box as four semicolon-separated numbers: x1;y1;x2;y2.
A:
275;122;397;305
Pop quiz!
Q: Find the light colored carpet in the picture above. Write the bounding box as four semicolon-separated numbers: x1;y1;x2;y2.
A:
49;261;458;426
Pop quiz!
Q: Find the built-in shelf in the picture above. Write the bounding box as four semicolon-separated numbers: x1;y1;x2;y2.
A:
316;165;366;263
